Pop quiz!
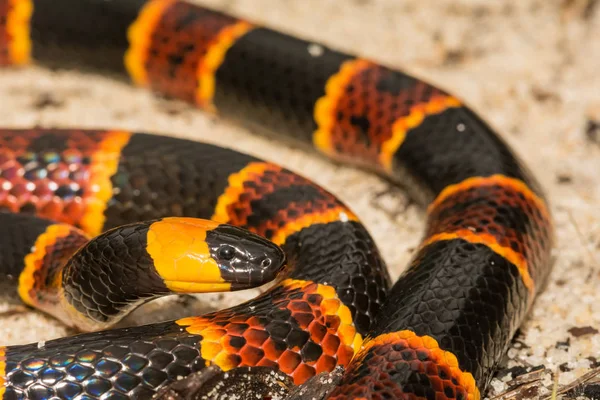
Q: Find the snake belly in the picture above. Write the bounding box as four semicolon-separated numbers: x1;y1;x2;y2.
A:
0;1;554;400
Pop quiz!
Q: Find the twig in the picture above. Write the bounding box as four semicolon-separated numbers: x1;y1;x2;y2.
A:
539;366;600;400
490;368;547;400
490;380;542;400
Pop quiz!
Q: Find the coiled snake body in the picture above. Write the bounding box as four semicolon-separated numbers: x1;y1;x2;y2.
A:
0;1;554;399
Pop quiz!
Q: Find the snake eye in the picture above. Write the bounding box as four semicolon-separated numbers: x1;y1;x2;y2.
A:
218;245;236;260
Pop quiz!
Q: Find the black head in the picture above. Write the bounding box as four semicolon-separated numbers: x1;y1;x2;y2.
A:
206;224;286;289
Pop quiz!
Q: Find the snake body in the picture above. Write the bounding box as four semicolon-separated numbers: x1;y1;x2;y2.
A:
0;1;554;399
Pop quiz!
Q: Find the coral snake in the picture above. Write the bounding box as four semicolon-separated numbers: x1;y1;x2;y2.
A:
0;0;554;399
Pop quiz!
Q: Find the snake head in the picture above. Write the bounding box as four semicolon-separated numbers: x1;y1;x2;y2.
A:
207;224;286;290
146;218;285;293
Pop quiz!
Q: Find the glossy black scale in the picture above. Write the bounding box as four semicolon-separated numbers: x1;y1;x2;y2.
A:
283;221;390;334
0;214;53;300
29;0;146;74
105;134;259;230
213;28;352;145
393;106;542;199
2;322;203;399
372;239;529;386
61;220;169;325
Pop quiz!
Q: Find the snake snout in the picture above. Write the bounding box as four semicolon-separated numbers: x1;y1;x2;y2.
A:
207;224;286;289
251;245;287;282
235;236;286;286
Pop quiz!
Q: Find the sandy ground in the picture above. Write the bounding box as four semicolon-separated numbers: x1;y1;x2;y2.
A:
0;0;599;398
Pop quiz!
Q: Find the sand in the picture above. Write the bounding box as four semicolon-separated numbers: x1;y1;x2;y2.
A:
0;0;599;398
